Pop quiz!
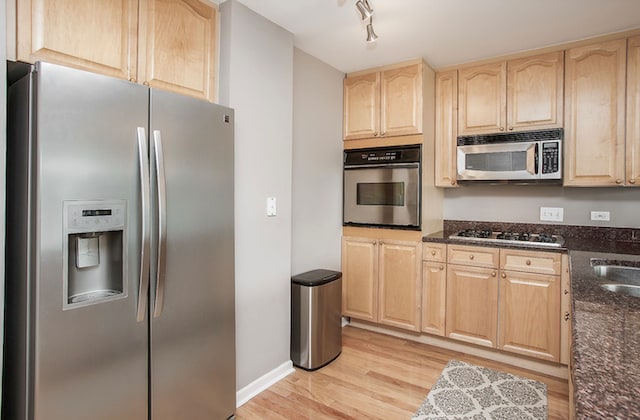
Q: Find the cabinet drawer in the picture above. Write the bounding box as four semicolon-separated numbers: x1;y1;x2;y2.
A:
447;245;499;268
500;249;561;275
422;243;446;262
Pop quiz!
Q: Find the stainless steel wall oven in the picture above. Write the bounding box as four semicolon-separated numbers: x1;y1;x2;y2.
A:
343;145;421;229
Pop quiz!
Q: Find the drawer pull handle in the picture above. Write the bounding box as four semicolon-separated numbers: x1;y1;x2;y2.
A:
525;259;531;266
469;255;474;260
372;240;377;245
431;250;436;256
440;265;444;271
501;272;506;278
564;312;571;321
491;271;497;277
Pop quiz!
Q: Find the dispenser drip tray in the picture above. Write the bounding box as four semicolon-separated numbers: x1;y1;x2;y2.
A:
69;289;123;304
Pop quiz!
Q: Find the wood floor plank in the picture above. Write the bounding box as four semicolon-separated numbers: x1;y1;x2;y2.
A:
235;325;569;419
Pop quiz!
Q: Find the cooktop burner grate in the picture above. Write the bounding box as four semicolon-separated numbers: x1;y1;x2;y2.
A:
449;230;564;247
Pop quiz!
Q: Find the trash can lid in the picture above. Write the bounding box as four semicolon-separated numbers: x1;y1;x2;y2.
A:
291;269;342;286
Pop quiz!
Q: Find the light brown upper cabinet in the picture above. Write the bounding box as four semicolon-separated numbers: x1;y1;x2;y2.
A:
458;51;564;136
14;0;217;101
564;39;627;186
626;36;640;186
434;70;458;187
344;63;423;140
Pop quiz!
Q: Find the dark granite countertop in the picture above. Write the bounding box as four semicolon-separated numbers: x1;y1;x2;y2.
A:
423;221;640;418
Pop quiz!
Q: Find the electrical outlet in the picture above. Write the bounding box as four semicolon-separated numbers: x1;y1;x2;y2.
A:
591;211;610;221
540;207;564;222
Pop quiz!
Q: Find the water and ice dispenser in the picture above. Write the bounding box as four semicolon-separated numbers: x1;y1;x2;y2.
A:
63;200;127;308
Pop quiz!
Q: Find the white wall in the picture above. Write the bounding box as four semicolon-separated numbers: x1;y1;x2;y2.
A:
218;0;294;391
444;185;640;227
291;49;343;274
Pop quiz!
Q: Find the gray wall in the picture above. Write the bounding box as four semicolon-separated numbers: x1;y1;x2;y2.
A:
218;0;294;390
445;185;640;227
291;49;343;275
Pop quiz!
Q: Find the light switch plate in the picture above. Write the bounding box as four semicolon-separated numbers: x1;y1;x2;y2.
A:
266;197;276;217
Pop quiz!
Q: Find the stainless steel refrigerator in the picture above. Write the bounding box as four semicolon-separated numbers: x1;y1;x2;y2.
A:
3;62;236;420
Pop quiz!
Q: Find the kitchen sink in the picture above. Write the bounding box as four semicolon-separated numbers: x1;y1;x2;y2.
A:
600;283;640;298
591;262;640;297
592;265;640;286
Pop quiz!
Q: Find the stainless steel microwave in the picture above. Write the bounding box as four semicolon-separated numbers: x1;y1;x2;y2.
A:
456;129;562;183
343;145;421;229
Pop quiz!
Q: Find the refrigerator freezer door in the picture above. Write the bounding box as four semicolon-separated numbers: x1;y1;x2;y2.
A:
149;90;236;419
31;62;149;420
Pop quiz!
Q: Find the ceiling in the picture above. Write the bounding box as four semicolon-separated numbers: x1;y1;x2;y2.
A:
216;0;640;73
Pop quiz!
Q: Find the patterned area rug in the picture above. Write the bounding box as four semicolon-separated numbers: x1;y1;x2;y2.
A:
412;360;547;419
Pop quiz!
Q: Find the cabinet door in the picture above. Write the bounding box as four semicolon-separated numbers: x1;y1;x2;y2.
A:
507;51;564;131
341;236;378;321
138;0;217;101
446;265;498;347
435;70;459;187
343;72;380;140
627;36;640;187
458;62;507;135
498;271;560;362
564;39;627;186
378;240;421;331
422;261;446;336
17;0;139;80
380;64;423;137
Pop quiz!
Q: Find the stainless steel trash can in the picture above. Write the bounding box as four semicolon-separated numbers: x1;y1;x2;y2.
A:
291;269;342;370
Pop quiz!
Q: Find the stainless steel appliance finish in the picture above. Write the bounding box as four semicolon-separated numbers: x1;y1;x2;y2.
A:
343;145;421;229
291;270;342;370
3;62;235;420
456;129;562;183
449;229;565;248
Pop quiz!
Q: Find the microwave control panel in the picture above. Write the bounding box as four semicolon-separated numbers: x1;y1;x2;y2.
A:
541;142;560;174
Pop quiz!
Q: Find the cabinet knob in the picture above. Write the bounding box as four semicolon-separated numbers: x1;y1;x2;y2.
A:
451;180;456;186
525;259;531;266
564;289;569;295
630;179;636;184
379;240;384;245
380;131;385;136
499;126;505;131
373;132;379;137
501;272;506;278
143;81;150;86
129;77;137;83
372;240;377;245
439;265;444;271
615;179;622;184
491;271;497;277
508;126;514;131
469;254;474;260
564;311;571;321
431;250;436;256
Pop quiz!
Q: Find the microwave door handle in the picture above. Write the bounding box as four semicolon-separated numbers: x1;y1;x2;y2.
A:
534;143;539;175
526;143;538;175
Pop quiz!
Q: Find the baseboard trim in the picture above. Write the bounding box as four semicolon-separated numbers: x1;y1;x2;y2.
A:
236;360;295;407
349;320;569;380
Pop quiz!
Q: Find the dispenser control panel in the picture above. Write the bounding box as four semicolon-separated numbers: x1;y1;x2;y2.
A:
65;201;126;232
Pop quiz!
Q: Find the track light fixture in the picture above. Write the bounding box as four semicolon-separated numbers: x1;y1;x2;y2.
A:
355;0;374;20
355;0;378;43
365;17;378;43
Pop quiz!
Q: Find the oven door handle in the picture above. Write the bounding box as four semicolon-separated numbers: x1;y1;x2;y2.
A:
344;163;420;170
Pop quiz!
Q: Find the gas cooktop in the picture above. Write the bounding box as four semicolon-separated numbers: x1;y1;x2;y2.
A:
449;229;564;248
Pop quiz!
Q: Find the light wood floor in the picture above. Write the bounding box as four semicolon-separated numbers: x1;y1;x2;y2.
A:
235;325;569;419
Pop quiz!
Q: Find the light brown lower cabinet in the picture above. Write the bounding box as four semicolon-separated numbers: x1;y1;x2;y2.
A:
421;261;447;336
341;235;421;332
498;270;560;361
445;264;499;348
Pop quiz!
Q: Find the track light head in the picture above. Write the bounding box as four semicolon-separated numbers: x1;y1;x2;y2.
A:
355;0;374;20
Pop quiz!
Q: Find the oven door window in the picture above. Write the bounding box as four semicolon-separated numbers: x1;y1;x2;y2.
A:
357;182;404;206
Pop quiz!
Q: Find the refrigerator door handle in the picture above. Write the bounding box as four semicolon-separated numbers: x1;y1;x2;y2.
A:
136;127;151;322
153;130;167;318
